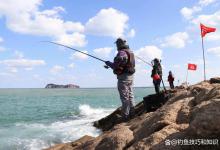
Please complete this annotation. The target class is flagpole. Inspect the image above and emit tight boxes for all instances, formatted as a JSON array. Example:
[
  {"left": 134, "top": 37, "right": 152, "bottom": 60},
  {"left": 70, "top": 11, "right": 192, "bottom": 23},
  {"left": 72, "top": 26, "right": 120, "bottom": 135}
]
[
  {"left": 186, "top": 66, "right": 189, "bottom": 86},
  {"left": 201, "top": 36, "right": 206, "bottom": 81}
]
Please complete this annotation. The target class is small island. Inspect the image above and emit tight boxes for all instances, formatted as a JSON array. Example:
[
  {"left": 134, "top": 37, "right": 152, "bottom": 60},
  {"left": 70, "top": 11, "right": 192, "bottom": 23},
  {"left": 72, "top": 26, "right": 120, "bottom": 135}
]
[{"left": 45, "top": 83, "right": 80, "bottom": 89}]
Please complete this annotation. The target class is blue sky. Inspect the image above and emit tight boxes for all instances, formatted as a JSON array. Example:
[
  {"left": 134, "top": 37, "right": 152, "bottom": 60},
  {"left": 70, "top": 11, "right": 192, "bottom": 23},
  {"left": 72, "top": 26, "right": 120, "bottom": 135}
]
[{"left": 0, "top": 0, "right": 220, "bottom": 88}]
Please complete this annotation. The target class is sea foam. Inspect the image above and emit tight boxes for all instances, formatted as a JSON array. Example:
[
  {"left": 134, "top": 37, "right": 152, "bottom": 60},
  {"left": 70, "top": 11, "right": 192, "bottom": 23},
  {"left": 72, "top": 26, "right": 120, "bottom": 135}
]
[{"left": 1, "top": 104, "right": 113, "bottom": 150}]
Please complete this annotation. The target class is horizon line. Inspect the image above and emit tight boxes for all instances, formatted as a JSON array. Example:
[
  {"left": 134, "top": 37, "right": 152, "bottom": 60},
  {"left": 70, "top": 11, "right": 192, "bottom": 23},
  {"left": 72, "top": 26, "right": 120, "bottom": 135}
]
[{"left": 0, "top": 86, "right": 155, "bottom": 89}]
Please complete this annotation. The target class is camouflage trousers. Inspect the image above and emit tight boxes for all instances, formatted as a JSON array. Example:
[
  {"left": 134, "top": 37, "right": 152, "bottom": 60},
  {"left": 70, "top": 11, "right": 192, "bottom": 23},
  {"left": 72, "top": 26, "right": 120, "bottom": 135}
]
[{"left": 117, "top": 80, "right": 135, "bottom": 118}]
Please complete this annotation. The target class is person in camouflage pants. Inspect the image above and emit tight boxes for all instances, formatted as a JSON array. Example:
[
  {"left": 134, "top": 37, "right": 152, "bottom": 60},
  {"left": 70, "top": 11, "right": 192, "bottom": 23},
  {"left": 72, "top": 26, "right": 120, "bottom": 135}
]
[{"left": 105, "top": 38, "right": 135, "bottom": 121}]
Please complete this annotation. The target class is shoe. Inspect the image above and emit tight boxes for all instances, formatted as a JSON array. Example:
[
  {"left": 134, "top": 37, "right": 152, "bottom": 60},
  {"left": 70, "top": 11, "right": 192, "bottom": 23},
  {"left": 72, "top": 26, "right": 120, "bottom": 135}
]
[{"left": 121, "top": 115, "right": 130, "bottom": 122}]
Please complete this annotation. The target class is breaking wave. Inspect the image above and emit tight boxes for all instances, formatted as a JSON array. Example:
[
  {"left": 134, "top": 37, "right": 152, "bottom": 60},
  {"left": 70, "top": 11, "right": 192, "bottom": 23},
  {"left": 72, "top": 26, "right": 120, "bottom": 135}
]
[{"left": 0, "top": 105, "right": 113, "bottom": 150}]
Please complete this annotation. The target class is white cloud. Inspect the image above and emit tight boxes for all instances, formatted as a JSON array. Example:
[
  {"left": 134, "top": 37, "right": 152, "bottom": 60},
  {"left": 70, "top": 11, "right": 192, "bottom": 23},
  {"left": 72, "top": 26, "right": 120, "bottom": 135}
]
[
  {"left": 180, "top": 6, "right": 201, "bottom": 20},
  {"left": 127, "top": 29, "right": 136, "bottom": 38},
  {"left": 50, "top": 65, "right": 64, "bottom": 74},
  {"left": 180, "top": 0, "right": 217, "bottom": 20},
  {"left": 207, "top": 46, "right": 220, "bottom": 56},
  {"left": 160, "top": 32, "right": 189, "bottom": 49},
  {"left": 56, "top": 32, "right": 87, "bottom": 47},
  {"left": 192, "top": 11, "right": 220, "bottom": 26},
  {"left": 0, "top": 51, "right": 45, "bottom": 74},
  {"left": 93, "top": 47, "right": 113, "bottom": 58},
  {"left": 85, "top": 8, "right": 129, "bottom": 37},
  {"left": 135, "top": 45, "right": 162, "bottom": 61},
  {"left": 207, "top": 34, "right": 220, "bottom": 41},
  {"left": 0, "top": 0, "right": 86, "bottom": 47},
  {"left": 68, "top": 63, "right": 75, "bottom": 69},
  {"left": 0, "top": 58, "right": 46, "bottom": 68},
  {"left": 70, "top": 51, "right": 88, "bottom": 60},
  {"left": 38, "top": 6, "right": 65, "bottom": 18},
  {"left": 199, "top": 0, "right": 217, "bottom": 6}
]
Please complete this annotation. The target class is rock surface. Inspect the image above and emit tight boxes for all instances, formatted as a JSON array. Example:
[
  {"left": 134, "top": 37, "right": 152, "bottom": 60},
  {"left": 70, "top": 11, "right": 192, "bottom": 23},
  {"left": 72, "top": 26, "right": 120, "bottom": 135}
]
[
  {"left": 45, "top": 83, "right": 80, "bottom": 88},
  {"left": 46, "top": 78, "right": 220, "bottom": 150}
]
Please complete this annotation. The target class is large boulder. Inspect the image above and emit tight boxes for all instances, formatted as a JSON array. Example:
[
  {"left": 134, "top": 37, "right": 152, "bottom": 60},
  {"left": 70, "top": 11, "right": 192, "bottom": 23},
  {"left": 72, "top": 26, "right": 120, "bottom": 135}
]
[
  {"left": 210, "top": 77, "right": 220, "bottom": 84},
  {"left": 95, "top": 125, "right": 134, "bottom": 150},
  {"left": 71, "top": 125, "right": 134, "bottom": 150},
  {"left": 94, "top": 92, "right": 169, "bottom": 131},
  {"left": 189, "top": 98, "right": 220, "bottom": 137}
]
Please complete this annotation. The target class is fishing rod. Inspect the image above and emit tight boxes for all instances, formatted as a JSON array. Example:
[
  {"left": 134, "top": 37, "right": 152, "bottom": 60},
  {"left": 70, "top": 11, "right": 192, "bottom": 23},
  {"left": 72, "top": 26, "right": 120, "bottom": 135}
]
[
  {"left": 42, "top": 41, "right": 106, "bottom": 63},
  {"left": 161, "top": 78, "right": 167, "bottom": 92},
  {"left": 135, "top": 55, "right": 152, "bottom": 66}
]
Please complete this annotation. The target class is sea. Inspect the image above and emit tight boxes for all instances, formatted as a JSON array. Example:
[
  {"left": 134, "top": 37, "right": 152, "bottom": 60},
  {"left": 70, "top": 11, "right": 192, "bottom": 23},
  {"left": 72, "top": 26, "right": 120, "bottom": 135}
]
[{"left": 0, "top": 88, "right": 154, "bottom": 150}]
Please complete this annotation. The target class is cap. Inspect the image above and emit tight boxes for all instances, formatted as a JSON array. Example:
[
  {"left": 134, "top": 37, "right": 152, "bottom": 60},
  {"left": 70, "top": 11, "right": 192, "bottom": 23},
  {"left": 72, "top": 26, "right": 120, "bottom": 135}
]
[{"left": 115, "top": 38, "right": 126, "bottom": 44}]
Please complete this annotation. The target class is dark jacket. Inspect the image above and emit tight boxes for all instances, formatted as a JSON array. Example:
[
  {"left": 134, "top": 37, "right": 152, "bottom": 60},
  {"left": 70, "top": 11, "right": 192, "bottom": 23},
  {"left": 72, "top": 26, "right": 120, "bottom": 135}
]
[
  {"left": 168, "top": 74, "right": 174, "bottom": 82},
  {"left": 151, "top": 64, "right": 162, "bottom": 79}
]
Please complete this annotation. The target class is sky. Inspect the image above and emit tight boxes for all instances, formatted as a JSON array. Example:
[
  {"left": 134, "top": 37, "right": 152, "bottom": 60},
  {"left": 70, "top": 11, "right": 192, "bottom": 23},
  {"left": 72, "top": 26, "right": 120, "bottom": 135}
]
[{"left": 0, "top": 0, "right": 220, "bottom": 88}]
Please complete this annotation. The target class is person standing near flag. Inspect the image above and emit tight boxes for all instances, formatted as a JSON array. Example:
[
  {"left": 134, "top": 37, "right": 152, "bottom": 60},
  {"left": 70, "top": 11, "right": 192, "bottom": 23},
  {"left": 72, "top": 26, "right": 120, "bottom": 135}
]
[
  {"left": 168, "top": 71, "right": 175, "bottom": 89},
  {"left": 151, "top": 58, "right": 162, "bottom": 94}
]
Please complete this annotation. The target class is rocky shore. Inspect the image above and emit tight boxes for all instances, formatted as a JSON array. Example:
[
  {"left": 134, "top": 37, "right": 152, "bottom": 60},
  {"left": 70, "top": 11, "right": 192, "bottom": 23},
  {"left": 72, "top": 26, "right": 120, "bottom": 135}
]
[{"left": 46, "top": 77, "right": 220, "bottom": 150}]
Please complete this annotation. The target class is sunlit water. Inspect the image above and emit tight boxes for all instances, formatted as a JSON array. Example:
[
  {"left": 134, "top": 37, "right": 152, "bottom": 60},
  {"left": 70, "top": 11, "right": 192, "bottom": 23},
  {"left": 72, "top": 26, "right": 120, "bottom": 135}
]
[{"left": 0, "top": 88, "right": 154, "bottom": 150}]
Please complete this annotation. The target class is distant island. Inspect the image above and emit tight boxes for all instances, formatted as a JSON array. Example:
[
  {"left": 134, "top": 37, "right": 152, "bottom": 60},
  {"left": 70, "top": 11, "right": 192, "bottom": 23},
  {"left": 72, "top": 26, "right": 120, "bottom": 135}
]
[{"left": 45, "top": 84, "right": 80, "bottom": 88}]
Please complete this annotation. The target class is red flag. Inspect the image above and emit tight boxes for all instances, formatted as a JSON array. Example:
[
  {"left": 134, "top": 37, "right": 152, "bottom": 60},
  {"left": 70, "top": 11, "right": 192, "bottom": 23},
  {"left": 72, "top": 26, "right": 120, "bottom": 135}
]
[
  {"left": 188, "top": 63, "right": 197, "bottom": 70},
  {"left": 200, "top": 23, "right": 216, "bottom": 37}
]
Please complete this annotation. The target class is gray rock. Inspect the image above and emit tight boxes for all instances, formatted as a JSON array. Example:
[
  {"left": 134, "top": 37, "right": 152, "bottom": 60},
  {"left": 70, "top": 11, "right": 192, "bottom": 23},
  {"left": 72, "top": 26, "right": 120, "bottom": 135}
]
[{"left": 210, "top": 77, "right": 220, "bottom": 84}]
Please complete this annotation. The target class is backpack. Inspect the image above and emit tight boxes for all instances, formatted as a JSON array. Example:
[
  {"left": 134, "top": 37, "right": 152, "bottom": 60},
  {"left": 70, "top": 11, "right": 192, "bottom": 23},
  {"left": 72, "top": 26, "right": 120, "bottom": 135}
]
[{"left": 113, "top": 50, "right": 135, "bottom": 75}]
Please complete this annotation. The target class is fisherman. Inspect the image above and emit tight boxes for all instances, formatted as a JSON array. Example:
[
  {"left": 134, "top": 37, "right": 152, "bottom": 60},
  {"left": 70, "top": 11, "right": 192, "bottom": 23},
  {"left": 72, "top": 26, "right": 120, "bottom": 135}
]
[
  {"left": 168, "top": 71, "right": 175, "bottom": 89},
  {"left": 151, "top": 58, "right": 162, "bottom": 94},
  {"left": 105, "top": 38, "right": 135, "bottom": 121}
]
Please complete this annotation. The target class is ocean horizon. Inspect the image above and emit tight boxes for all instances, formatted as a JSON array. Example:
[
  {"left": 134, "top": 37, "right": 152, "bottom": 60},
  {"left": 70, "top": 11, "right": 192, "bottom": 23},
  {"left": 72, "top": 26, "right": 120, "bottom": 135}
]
[{"left": 0, "top": 87, "right": 155, "bottom": 89}]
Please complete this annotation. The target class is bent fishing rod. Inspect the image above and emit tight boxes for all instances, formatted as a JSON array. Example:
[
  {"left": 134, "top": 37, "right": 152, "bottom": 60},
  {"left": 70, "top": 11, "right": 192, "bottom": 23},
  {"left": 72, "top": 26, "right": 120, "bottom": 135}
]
[
  {"left": 135, "top": 56, "right": 152, "bottom": 67},
  {"left": 42, "top": 41, "right": 106, "bottom": 63}
]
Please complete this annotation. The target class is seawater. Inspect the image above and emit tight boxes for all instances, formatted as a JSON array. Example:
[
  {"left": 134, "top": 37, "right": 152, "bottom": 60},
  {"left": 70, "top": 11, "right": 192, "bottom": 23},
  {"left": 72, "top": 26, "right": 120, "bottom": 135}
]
[{"left": 0, "top": 88, "right": 154, "bottom": 150}]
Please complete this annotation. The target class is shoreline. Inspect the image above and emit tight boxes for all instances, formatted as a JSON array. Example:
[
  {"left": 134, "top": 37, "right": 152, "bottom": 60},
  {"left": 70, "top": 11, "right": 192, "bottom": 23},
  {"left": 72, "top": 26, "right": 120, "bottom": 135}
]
[{"left": 46, "top": 77, "right": 220, "bottom": 150}]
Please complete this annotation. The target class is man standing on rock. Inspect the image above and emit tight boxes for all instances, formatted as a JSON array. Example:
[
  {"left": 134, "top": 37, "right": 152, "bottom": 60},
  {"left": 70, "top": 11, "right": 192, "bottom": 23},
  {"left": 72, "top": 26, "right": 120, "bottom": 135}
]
[{"left": 105, "top": 38, "right": 136, "bottom": 121}]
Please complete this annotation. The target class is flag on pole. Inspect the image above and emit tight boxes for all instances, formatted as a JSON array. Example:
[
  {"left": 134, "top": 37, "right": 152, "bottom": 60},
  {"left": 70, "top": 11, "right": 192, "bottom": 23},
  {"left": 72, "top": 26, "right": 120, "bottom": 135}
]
[
  {"left": 200, "top": 23, "right": 216, "bottom": 81},
  {"left": 200, "top": 23, "right": 216, "bottom": 37},
  {"left": 188, "top": 63, "right": 197, "bottom": 70}
]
